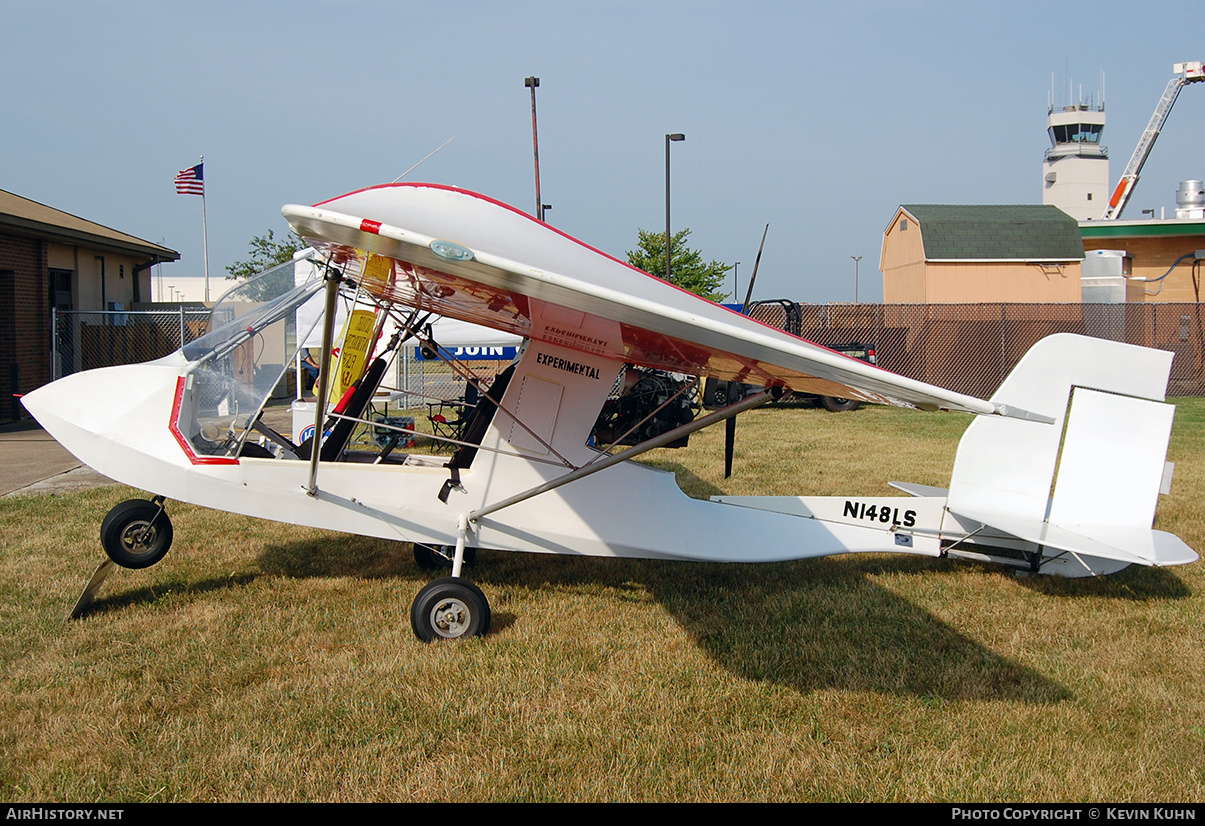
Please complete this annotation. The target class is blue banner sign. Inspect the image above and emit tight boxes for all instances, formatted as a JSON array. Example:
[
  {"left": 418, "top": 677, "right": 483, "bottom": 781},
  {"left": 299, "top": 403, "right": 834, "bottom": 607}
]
[{"left": 415, "top": 345, "right": 520, "bottom": 361}]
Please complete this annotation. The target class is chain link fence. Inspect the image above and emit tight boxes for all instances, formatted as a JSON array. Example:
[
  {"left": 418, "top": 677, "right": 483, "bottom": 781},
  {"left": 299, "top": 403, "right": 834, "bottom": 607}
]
[
  {"left": 51, "top": 308, "right": 514, "bottom": 410},
  {"left": 750, "top": 302, "right": 1205, "bottom": 399},
  {"left": 388, "top": 351, "right": 514, "bottom": 410},
  {"left": 52, "top": 308, "right": 211, "bottom": 380},
  {"left": 380, "top": 304, "right": 1205, "bottom": 405}
]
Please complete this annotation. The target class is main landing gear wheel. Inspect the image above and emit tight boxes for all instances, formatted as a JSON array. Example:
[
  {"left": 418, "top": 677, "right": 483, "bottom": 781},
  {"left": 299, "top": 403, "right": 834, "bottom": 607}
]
[
  {"left": 99, "top": 499, "right": 173, "bottom": 569},
  {"left": 413, "top": 543, "right": 477, "bottom": 570},
  {"left": 411, "top": 577, "right": 491, "bottom": 642},
  {"left": 821, "top": 396, "right": 860, "bottom": 412}
]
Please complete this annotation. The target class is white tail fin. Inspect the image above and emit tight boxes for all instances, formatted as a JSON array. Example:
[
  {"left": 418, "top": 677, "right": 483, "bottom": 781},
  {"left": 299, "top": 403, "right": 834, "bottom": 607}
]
[{"left": 946, "top": 333, "right": 1196, "bottom": 576}]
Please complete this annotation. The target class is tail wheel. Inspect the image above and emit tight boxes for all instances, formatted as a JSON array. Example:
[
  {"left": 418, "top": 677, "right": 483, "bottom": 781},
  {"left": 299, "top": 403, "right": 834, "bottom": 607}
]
[
  {"left": 100, "top": 499, "right": 173, "bottom": 569},
  {"left": 411, "top": 577, "right": 491, "bottom": 641}
]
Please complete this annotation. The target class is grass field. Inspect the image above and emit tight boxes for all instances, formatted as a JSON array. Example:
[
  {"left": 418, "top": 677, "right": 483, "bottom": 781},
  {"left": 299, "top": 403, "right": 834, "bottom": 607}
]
[{"left": 2, "top": 400, "right": 1203, "bottom": 802}]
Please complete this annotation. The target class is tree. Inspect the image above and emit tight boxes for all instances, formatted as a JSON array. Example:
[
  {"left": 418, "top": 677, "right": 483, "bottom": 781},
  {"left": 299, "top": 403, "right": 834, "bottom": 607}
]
[
  {"left": 625, "top": 228, "right": 729, "bottom": 302},
  {"left": 225, "top": 229, "right": 305, "bottom": 281}
]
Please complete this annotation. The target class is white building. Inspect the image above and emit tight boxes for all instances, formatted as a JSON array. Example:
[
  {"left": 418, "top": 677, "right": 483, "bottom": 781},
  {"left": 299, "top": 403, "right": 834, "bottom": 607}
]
[{"left": 1042, "top": 102, "right": 1110, "bottom": 221}]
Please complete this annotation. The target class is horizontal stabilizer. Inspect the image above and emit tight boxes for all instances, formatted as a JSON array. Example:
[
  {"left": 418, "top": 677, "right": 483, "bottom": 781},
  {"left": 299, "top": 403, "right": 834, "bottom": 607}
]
[
  {"left": 889, "top": 481, "right": 949, "bottom": 498},
  {"left": 947, "top": 504, "right": 1198, "bottom": 569}
]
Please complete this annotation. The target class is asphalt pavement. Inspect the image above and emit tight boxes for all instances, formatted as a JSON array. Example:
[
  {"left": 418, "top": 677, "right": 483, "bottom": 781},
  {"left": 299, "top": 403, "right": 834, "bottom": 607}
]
[
  {"left": 0, "top": 420, "right": 116, "bottom": 497},
  {"left": 1, "top": 401, "right": 304, "bottom": 498}
]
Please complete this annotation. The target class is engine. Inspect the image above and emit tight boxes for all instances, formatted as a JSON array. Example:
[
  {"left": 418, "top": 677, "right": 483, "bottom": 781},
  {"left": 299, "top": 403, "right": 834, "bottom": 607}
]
[{"left": 590, "top": 366, "right": 698, "bottom": 449}]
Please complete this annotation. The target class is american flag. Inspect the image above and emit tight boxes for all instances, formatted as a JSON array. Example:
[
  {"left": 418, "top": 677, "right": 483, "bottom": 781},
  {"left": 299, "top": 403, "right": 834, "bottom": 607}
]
[{"left": 174, "top": 162, "right": 204, "bottom": 196}]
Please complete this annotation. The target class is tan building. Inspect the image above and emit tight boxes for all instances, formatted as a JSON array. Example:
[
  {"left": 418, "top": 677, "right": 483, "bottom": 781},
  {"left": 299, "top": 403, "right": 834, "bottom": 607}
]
[
  {"left": 1, "top": 188, "right": 179, "bottom": 420},
  {"left": 881, "top": 204, "right": 1084, "bottom": 304},
  {"left": 1080, "top": 218, "right": 1205, "bottom": 303}
]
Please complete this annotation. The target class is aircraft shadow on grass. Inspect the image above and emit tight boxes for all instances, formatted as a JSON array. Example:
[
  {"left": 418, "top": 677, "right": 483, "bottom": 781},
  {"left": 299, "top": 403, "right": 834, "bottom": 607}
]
[
  {"left": 84, "top": 572, "right": 257, "bottom": 616},
  {"left": 83, "top": 449, "right": 1188, "bottom": 703},
  {"left": 81, "top": 536, "right": 1072, "bottom": 704},
  {"left": 75, "top": 435, "right": 1190, "bottom": 704}
]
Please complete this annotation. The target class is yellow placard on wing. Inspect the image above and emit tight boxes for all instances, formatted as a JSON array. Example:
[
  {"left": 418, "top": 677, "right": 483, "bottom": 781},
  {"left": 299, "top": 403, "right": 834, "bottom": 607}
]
[
  {"left": 360, "top": 253, "right": 395, "bottom": 293},
  {"left": 328, "top": 308, "right": 377, "bottom": 405}
]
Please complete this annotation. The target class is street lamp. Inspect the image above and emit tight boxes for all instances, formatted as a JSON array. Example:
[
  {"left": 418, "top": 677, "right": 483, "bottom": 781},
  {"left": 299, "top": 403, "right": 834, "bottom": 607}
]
[
  {"left": 665, "top": 133, "right": 685, "bottom": 282},
  {"left": 524, "top": 76, "right": 543, "bottom": 221},
  {"left": 850, "top": 255, "right": 863, "bottom": 303}
]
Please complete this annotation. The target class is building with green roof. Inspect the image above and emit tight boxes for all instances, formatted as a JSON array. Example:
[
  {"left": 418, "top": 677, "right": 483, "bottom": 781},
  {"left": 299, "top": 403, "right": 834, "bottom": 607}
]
[{"left": 881, "top": 204, "right": 1085, "bottom": 303}]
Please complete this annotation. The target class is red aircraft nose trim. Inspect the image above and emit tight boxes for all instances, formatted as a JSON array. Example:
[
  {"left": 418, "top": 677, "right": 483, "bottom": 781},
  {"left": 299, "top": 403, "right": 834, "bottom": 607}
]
[{"left": 169, "top": 376, "right": 240, "bottom": 466}]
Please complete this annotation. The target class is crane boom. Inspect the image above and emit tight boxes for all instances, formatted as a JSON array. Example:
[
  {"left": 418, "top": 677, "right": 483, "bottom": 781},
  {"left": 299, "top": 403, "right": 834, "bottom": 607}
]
[{"left": 1103, "top": 61, "right": 1205, "bottom": 220}]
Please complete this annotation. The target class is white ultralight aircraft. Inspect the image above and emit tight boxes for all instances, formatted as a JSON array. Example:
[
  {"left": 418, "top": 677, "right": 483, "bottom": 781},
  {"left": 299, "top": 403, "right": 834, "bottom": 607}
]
[{"left": 22, "top": 183, "right": 1199, "bottom": 640}]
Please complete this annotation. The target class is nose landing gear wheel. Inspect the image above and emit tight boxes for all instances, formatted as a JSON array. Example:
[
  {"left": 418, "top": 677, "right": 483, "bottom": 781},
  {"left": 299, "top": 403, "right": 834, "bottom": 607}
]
[
  {"left": 411, "top": 577, "right": 491, "bottom": 641},
  {"left": 100, "top": 499, "right": 173, "bottom": 569}
]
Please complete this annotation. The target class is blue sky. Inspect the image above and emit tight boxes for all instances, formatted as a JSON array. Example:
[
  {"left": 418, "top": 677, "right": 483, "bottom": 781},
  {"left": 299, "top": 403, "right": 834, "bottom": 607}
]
[{"left": 3, "top": 1, "right": 1203, "bottom": 303}]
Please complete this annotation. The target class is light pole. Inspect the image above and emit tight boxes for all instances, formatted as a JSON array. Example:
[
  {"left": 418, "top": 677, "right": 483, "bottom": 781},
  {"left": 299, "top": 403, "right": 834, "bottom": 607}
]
[
  {"left": 851, "top": 255, "right": 863, "bottom": 303},
  {"left": 730, "top": 261, "right": 740, "bottom": 303},
  {"left": 524, "top": 76, "right": 543, "bottom": 221},
  {"left": 665, "top": 133, "right": 685, "bottom": 282}
]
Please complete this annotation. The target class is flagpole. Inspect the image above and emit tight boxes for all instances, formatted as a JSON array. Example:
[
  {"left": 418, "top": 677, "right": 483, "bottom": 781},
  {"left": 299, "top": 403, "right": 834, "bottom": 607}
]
[
  {"left": 173, "top": 158, "right": 207, "bottom": 299},
  {"left": 200, "top": 155, "right": 210, "bottom": 303}
]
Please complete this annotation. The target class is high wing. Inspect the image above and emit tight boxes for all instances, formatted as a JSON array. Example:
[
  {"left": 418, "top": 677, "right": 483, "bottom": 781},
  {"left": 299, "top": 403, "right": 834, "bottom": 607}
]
[{"left": 283, "top": 183, "right": 1036, "bottom": 421}]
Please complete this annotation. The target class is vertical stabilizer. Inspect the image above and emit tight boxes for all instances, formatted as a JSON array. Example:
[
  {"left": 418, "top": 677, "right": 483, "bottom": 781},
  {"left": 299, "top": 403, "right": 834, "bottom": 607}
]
[{"left": 945, "top": 334, "right": 1194, "bottom": 573}]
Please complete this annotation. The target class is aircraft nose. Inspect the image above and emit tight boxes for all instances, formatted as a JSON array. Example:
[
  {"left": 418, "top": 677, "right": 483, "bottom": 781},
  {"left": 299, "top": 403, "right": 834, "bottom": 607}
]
[
  {"left": 21, "top": 360, "right": 185, "bottom": 474},
  {"left": 23, "top": 366, "right": 140, "bottom": 438},
  {"left": 21, "top": 369, "right": 88, "bottom": 428}
]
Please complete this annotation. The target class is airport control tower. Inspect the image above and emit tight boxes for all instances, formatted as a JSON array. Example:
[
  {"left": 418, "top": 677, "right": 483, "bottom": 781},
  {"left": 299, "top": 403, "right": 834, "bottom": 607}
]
[{"left": 1042, "top": 99, "right": 1109, "bottom": 221}]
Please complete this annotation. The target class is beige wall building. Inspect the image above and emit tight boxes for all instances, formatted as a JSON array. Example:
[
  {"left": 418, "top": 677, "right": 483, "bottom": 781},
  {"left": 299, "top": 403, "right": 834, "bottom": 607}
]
[
  {"left": 1080, "top": 218, "right": 1205, "bottom": 303},
  {"left": 881, "top": 205, "right": 1084, "bottom": 304},
  {"left": 1, "top": 188, "right": 178, "bottom": 419}
]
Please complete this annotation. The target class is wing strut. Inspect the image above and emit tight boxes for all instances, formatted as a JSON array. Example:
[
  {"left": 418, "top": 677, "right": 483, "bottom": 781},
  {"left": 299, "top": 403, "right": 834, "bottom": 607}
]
[
  {"left": 306, "top": 265, "right": 343, "bottom": 496},
  {"left": 468, "top": 387, "right": 779, "bottom": 523}
]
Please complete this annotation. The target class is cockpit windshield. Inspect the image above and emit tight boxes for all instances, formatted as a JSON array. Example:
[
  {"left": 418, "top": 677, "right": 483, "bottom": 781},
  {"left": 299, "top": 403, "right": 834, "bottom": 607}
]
[
  {"left": 175, "top": 252, "right": 327, "bottom": 458},
  {"left": 183, "top": 253, "right": 324, "bottom": 364}
]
